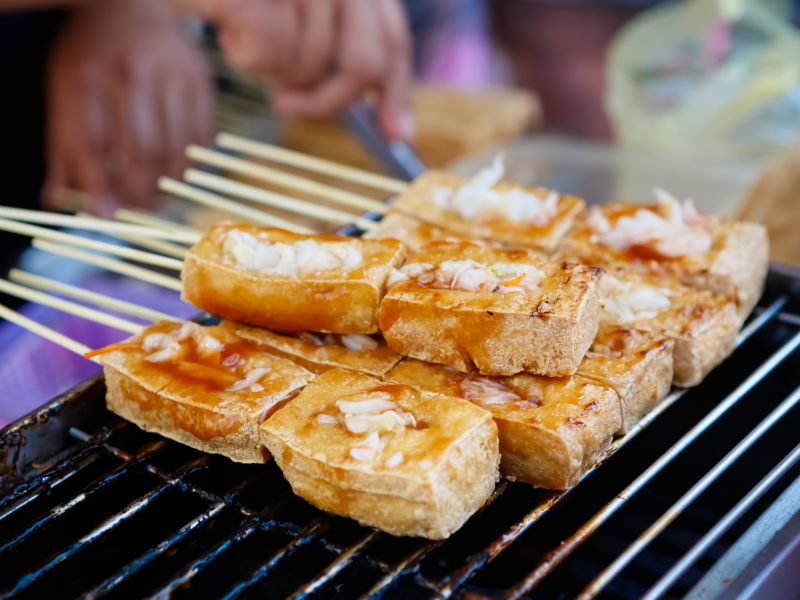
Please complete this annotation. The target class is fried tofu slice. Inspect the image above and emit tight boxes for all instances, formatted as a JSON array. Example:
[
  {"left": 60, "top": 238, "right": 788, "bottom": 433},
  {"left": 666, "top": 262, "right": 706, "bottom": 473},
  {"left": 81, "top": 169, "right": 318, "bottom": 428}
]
[
  {"left": 379, "top": 242, "right": 603, "bottom": 376},
  {"left": 363, "top": 211, "right": 471, "bottom": 251},
  {"left": 385, "top": 359, "right": 621, "bottom": 490},
  {"left": 577, "top": 325, "right": 674, "bottom": 433},
  {"left": 557, "top": 192, "right": 768, "bottom": 319},
  {"left": 223, "top": 322, "right": 402, "bottom": 377},
  {"left": 393, "top": 161, "right": 584, "bottom": 252},
  {"left": 597, "top": 266, "right": 740, "bottom": 387},
  {"left": 182, "top": 224, "right": 406, "bottom": 334},
  {"left": 92, "top": 322, "right": 314, "bottom": 463},
  {"left": 260, "top": 369, "right": 500, "bottom": 539}
]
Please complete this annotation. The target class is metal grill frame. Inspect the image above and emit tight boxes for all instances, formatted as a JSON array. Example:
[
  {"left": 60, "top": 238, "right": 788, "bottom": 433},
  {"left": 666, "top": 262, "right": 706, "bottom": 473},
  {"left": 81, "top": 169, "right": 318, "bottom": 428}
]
[{"left": 1, "top": 265, "right": 800, "bottom": 599}]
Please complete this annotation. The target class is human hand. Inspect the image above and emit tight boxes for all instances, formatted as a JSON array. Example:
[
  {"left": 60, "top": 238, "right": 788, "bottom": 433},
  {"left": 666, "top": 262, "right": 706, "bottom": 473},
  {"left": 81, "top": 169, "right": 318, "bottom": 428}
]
[
  {"left": 176, "top": 0, "right": 413, "bottom": 140},
  {"left": 44, "top": 0, "right": 213, "bottom": 216}
]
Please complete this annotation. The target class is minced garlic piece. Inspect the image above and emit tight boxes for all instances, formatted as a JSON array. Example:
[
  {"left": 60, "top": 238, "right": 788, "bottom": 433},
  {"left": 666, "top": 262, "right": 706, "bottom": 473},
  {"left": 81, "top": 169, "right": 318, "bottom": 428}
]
[
  {"left": 589, "top": 188, "right": 712, "bottom": 258},
  {"left": 222, "top": 230, "right": 363, "bottom": 276},
  {"left": 461, "top": 376, "right": 521, "bottom": 406},
  {"left": 395, "top": 260, "right": 543, "bottom": 294},
  {"left": 602, "top": 276, "right": 672, "bottom": 323},
  {"left": 430, "top": 156, "right": 560, "bottom": 225}
]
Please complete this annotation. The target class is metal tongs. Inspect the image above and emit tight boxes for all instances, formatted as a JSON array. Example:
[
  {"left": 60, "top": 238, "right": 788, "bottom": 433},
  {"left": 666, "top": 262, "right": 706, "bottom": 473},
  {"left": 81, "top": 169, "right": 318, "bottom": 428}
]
[{"left": 340, "top": 102, "right": 426, "bottom": 183}]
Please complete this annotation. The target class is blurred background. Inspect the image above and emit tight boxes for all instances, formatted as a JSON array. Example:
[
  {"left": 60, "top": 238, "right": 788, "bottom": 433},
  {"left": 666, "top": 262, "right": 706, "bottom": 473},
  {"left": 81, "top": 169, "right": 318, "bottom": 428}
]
[{"left": 1, "top": 0, "right": 800, "bottom": 422}]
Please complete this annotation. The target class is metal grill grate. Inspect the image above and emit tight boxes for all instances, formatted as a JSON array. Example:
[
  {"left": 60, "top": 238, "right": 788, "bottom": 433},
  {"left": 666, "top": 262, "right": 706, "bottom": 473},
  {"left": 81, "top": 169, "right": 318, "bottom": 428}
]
[{"left": 1, "top": 269, "right": 799, "bottom": 599}]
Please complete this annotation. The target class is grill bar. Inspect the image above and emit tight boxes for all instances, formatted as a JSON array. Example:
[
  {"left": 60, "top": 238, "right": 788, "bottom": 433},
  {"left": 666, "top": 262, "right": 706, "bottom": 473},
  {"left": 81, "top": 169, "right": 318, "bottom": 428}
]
[
  {"left": 0, "top": 439, "right": 168, "bottom": 555},
  {"left": 4, "top": 455, "right": 210, "bottom": 598},
  {"left": 219, "top": 515, "right": 333, "bottom": 599},
  {"left": 84, "top": 471, "right": 268, "bottom": 598},
  {"left": 85, "top": 502, "right": 227, "bottom": 598},
  {"left": 286, "top": 530, "right": 379, "bottom": 600},
  {"left": 643, "top": 441, "right": 800, "bottom": 599},
  {"left": 506, "top": 305, "right": 798, "bottom": 598},
  {"left": 363, "top": 478, "right": 513, "bottom": 597},
  {"left": 579, "top": 384, "right": 800, "bottom": 599},
  {"left": 150, "top": 490, "right": 296, "bottom": 597},
  {"left": 0, "top": 422, "right": 125, "bottom": 520}
]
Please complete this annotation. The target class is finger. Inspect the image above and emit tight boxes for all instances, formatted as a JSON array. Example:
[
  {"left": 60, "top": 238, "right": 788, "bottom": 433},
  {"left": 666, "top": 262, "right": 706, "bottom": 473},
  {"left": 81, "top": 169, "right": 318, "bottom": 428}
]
[
  {"left": 190, "top": 68, "right": 214, "bottom": 146},
  {"left": 274, "top": 74, "right": 364, "bottom": 118},
  {"left": 219, "top": 0, "right": 299, "bottom": 82},
  {"left": 274, "top": 0, "right": 386, "bottom": 118},
  {"left": 375, "top": 0, "right": 414, "bottom": 140},
  {"left": 289, "top": 0, "right": 336, "bottom": 87},
  {"left": 42, "top": 157, "right": 68, "bottom": 211},
  {"left": 111, "top": 56, "right": 164, "bottom": 207},
  {"left": 161, "top": 75, "right": 190, "bottom": 180},
  {"left": 63, "top": 75, "right": 116, "bottom": 214}
]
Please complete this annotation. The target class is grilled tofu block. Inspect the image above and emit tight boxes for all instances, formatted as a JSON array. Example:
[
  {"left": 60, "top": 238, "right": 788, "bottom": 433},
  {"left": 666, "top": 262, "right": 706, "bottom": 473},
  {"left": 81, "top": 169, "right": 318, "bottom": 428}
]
[
  {"left": 577, "top": 325, "right": 674, "bottom": 433},
  {"left": 182, "top": 224, "right": 406, "bottom": 334},
  {"left": 261, "top": 368, "right": 500, "bottom": 539},
  {"left": 393, "top": 165, "right": 584, "bottom": 252},
  {"left": 364, "top": 211, "right": 471, "bottom": 251},
  {"left": 385, "top": 359, "right": 621, "bottom": 490},
  {"left": 557, "top": 194, "right": 768, "bottom": 319},
  {"left": 379, "top": 242, "right": 603, "bottom": 376},
  {"left": 93, "top": 322, "right": 314, "bottom": 463},
  {"left": 224, "top": 322, "right": 402, "bottom": 377},
  {"left": 596, "top": 266, "right": 740, "bottom": 387}
]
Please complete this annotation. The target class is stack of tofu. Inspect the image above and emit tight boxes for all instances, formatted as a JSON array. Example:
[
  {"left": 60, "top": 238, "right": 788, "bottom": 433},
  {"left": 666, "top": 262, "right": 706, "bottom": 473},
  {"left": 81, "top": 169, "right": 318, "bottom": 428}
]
[{"left": 94, "top": 159, "right": 768, "bottom": 539}]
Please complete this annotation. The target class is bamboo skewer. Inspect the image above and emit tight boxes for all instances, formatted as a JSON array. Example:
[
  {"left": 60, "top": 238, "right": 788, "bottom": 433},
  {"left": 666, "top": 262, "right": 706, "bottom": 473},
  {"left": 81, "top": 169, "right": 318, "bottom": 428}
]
[
  {"left": 75, "top": 211, "right": 189, "bottom": 259},
  {"left": 0, "top": 279, "right": 142, "bottom": 334},
  {"left": 187, "top": 144, "right": 389, "bottom": 215},
  {"left": 9, "top": 269, "right": 182, "bottom": 324},
  {"left": 216, "top": 132, "right": 408, "bottom": 195},
  {"left": 33, "top": 239, "right": 184, "bottom": 292},
  {"left": 0, "top": 303, "right": 95, "bottom": 361},
  {"left": 158, "top": 177, "right": 316, "bottom": 234},
  {"left": 184, "top": 169, "right": 378, "bottom": 231},
  {"left": 0, "top": 206, "right": 201, "bottom": 244},
  {"left": 0, "top": 217, "right": 184, "bottom": 271},
  {"left": 108, "top": 234, "right": 188, "bottom": 260},
  {"left": 114, "top": 208, "right": 202, "bottom": 238}
]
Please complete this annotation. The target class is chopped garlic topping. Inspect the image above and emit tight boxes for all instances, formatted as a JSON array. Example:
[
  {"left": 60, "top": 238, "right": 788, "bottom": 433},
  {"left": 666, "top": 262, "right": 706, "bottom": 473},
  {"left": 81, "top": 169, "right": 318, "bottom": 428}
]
[
  {"left": 461, "top": 376, "right": 521, "bottom": 406},
  {"left": 222, "top": 230, "right": 363, "bottom": 276},
  {"left": 336, "top": 393, "right": 395, "bottom": 414},
  {"left": 430, "top": 156, "right": 559, "bottom": 225},
  {"left": 340, "top": 334, "right": 379, "bottom": 352},
  {"left": 316, "top": 413, "right": 338, "bottom": 425},
  {"left": 397, "top": 260, "right": 543, "bottom": 294},
  {"left": 386, "top": 451, "right": 404, "bottom": 468},
  {"left": 349, "top": 431, "right": 381, "bottom": 462},
  {"left": 337, "top": 392, "right": 416, "bottom": 436},
  {"left": 226, "top": 367, "right": 269, "bottom": 392},
  {"left": 602, "top": 276, "right": 672, "bottom": 323},
  {"left": 386, "top": 267, "right": 408, "bottom": 287},
  {"left": 588, "top": 189, "right": 711, "bottom": 258}
]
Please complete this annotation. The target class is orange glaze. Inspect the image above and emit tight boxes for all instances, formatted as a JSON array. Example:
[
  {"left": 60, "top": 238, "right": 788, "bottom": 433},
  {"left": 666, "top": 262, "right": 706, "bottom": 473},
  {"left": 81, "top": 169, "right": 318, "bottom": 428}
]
[
  {"left": 85, "top": 342, "right": 140, "bottom": 359},
  {"left": 102, "top": 322, "right": 271, "bottom": 395}
]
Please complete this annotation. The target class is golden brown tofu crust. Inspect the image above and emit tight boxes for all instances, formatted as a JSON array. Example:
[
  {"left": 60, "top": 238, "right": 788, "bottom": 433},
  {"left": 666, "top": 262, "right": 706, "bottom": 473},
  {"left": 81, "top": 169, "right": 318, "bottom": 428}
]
[
  {"left": 594, "top": 266, "right": 740, "bottom": 388},
  {"left": 577, "top": 325, "right": 674, "bottom": 433},
  {"left": 379, "top": 243, "right": 603, "bottom": 376},
  {"left": 99, "top": 324, "right": 314, "bottom": 463},
  {"left": 393, "top": 170, "right": 584, "bottom": 252},
  {"left": 182, "top": 224, "right": 406, "bottom": 333},
  {"left": 260, "top": 368, "right": 500, "bottom": 539},
  {"left": 385, "top": 359, "right": 621, "bottom": 489}
]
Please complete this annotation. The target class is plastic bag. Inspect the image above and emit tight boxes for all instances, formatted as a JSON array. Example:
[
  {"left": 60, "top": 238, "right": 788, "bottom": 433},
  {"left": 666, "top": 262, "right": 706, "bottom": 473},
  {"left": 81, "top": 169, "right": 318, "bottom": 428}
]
[{"left": 607, "top": 0, "right": 800, "bottom": 164}]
